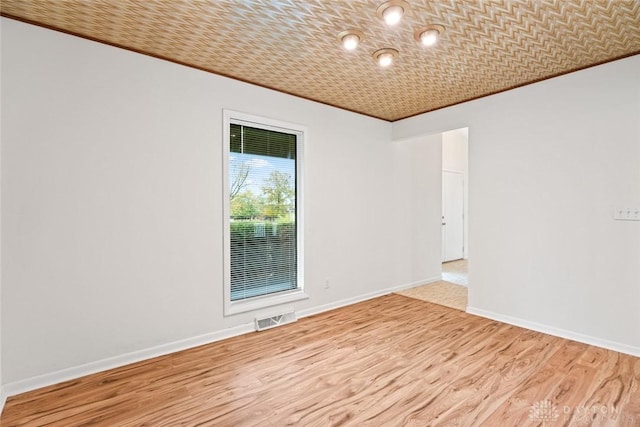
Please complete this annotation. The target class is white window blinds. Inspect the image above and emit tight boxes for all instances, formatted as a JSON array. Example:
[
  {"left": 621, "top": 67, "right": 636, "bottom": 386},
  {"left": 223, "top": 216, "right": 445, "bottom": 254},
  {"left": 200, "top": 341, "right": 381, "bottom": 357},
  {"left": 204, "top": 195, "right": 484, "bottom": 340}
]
[{"left": 228, "top": 123, "right": 298, "bottom": 301}]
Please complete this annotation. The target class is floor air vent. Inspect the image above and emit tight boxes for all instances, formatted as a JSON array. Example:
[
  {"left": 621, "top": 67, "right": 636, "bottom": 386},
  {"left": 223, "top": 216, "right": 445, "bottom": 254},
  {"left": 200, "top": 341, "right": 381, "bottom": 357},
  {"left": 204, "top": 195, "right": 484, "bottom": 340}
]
[{"left": 254, "top": 310, "right": 297, "bottom": 331}]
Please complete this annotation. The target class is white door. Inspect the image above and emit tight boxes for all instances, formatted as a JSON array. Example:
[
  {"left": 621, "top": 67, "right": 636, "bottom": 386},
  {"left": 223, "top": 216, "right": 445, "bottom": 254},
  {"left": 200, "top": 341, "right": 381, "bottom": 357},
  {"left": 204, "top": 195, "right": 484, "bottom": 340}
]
[{"left": 442, "top": 171, "right": 464, "bottom": 262}]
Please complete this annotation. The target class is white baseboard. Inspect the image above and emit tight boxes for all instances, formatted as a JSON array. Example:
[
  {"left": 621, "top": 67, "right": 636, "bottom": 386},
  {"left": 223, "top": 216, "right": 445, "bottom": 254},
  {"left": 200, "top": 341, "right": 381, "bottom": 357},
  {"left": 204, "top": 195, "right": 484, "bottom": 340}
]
[
  {"left": 466, "top": 306, "right": 640, "bottom": 358},
  {"left": 1, "top": 275, "right": 442, "bottom": 400},
  {"left": 0, "top": 386, "right": 7, "bottom": 415},
  {"left": 2, "top": 322, "right": 255, "bottom": 399},
  {"left": 297, "top": 276, "right": 442, "bottom": 319}
]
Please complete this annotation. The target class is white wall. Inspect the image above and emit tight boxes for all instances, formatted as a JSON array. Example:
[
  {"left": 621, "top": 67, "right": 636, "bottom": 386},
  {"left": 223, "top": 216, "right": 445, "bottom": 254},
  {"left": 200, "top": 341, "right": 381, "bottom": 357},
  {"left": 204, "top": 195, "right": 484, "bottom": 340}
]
[
  {"left": 394, "top": 55, "right": 640, "bottom": 354},
  {"left": 394, "top": 134, "right": 443, "bottom": 284},
  {"left": 0, "top": 18, "right": 439, "bottom": 388},
  {"left": 442, "top": 128, "right": 469, "bottom": 259},
  {"left": 442, "top": 128, "right": 468, "bottom": 173}
]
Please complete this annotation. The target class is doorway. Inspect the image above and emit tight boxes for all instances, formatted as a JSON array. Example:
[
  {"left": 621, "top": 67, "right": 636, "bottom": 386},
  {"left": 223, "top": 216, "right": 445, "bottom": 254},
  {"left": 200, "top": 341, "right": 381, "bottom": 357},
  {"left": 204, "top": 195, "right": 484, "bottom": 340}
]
[{"left": 442, "top": 128, "right": 468, "bottom": 286}]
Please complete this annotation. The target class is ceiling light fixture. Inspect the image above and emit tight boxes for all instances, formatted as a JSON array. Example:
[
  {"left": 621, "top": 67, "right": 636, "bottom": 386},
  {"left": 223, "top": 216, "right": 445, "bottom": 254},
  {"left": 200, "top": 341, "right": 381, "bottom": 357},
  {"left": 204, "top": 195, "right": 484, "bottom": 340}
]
[
  {"left": 372, "top": 48, "right": 399, "bottom": 67},
  {"left": 376, "top": 0, "right": 410, "bottom": 26},
  {"left": 338, "top": 29, "right": 364, "bottom": 51},
  {"left": 336, "top": 3, "right": 444, "bottom": 71},
  {"left": 414, "top": 25, "right": 445, "bottom": 47}
]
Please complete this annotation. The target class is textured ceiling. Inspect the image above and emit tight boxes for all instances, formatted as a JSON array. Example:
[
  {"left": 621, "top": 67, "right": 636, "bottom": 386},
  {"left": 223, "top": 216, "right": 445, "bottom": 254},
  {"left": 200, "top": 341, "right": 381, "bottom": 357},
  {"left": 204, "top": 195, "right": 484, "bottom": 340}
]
[{"left": 2, "top": 1, "right": 640, "bottom": 121}]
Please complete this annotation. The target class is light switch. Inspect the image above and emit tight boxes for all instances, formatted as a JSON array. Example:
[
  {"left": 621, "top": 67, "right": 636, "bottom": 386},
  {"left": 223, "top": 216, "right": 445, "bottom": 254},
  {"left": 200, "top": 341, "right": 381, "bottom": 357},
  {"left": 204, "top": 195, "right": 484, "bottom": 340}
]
[{"left": 613, "top": 207, "right": 640, "bottom": 221}]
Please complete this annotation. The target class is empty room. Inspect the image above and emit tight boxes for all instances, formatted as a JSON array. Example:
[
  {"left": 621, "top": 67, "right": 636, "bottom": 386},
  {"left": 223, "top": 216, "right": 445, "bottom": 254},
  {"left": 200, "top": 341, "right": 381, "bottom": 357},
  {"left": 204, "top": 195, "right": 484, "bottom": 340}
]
[{"left": 1, "top": 1, "right": 639, "bottom": 426}]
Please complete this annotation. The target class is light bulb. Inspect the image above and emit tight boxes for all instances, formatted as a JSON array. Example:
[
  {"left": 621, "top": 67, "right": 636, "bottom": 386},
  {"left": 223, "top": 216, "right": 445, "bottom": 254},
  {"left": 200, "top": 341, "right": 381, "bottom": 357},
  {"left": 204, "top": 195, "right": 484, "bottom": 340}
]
[
  {"left": 373, "top": 48, "right": 398, "bottom": 67},
  {"left": 338, "top": 30, "right": 364, "bottom": 52},
  {"left": 378, "top": 53, "right": 393, "bottom": 67},
  {"left": 342, "top": 34, "right": 360, "bottom": 51},
  {"left": 383, "top": 5, "right": 403, "bottom": 25},
  {"left": 420, "top": 29, "right": 439, "bottom": 46}
]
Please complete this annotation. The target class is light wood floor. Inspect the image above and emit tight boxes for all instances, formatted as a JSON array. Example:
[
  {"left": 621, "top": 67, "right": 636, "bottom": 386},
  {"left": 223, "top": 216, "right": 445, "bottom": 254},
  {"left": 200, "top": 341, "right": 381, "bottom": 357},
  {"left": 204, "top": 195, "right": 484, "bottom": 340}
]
[{"left": 2, "top": 294, "right": 639, "bottom": 426}]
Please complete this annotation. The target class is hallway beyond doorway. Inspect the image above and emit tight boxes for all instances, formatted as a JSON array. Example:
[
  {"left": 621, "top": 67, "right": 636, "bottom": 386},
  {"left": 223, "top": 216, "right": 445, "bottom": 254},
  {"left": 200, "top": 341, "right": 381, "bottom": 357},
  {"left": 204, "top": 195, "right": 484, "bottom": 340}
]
[
  {"left": 442, "top": 259, "right": 468, "bottom": 286},
  {"left": 396, "top": 259, "right": 468, "bottom": 311}
]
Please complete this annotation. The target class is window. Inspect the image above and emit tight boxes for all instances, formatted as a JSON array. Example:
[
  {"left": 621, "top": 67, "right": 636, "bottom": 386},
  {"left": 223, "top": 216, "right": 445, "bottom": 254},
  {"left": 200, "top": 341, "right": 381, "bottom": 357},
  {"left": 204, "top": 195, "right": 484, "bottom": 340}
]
[{"left": 223, "top": 111, "right": 307, "bottom": 315}]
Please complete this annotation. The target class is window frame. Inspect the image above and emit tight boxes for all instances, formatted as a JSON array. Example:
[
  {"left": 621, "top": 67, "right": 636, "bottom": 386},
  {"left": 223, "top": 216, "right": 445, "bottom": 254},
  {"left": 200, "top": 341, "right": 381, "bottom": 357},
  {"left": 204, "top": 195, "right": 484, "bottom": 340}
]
[{"left": 222, "top": 110, "right": 308, "bottom": 316}]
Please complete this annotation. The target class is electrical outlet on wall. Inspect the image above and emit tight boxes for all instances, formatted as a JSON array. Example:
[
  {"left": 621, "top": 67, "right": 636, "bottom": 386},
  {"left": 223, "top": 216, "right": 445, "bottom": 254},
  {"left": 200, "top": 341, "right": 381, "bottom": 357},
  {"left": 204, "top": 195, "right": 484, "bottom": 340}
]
[{"left": 613, "top": 207, "right": 640, "bottom": 221}]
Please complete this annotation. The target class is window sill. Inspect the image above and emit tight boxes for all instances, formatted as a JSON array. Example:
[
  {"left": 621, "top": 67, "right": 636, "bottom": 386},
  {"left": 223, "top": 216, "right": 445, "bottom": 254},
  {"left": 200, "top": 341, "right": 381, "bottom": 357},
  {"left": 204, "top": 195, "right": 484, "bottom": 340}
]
[{"left": 224, "top": 289, "right": 309, "bottom": 316}]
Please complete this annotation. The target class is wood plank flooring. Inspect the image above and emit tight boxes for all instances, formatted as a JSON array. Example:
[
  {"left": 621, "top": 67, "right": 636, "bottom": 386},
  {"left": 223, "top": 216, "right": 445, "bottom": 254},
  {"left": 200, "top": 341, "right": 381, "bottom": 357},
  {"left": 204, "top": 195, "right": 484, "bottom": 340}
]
[{"left": 2, "top": 294, "right": 639, "bottom": 426}]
